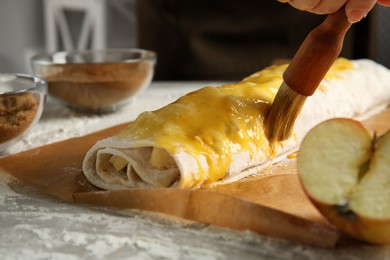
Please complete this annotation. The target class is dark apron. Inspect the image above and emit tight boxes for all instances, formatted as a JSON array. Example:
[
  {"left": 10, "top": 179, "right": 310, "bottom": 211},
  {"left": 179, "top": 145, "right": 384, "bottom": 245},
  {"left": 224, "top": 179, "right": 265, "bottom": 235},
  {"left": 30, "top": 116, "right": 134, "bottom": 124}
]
[{"left": 137, "top": 0, "right": 355, "bottom": 80}]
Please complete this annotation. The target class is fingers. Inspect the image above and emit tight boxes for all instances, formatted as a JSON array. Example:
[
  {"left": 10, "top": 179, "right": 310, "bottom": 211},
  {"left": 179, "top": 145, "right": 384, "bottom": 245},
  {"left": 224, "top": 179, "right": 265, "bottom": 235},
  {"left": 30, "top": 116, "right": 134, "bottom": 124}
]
[
  {"left": 287, "top": 0, "right": 321, "bottom": 12},
  {"left": 275, "top": 0, "right": 387, "bottom": 24},
  {"left": 308, "top": 0, "right": 347, "bottom": 14},
  {"left": 345, "top": 0, "right": 377, "bottom": 23},
  {"left": 282, "top": 0, "right": 347, "bottom": 14},
  {"left": 378, "top": 0, "right": 390, "bottom": 6}
]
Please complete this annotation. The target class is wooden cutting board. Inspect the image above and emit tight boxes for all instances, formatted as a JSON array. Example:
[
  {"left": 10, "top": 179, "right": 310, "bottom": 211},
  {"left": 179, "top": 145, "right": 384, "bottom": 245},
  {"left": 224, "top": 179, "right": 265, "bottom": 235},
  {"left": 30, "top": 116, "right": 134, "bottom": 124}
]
[{"left": 0, "top": 107, "right": 389, "bottom": 247}]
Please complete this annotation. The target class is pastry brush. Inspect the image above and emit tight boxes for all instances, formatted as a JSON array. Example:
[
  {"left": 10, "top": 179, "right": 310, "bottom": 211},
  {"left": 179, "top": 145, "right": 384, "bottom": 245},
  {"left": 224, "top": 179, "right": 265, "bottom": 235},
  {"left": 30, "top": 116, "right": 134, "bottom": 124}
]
[{"left": 265, "top": 6, "right": 352, "bottom": 142}]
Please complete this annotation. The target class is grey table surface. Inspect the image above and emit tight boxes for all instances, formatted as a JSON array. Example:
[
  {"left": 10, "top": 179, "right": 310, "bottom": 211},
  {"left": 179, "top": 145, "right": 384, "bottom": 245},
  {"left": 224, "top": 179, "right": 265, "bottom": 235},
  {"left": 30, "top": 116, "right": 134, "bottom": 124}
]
[{"left": 1, "top": 82, "right": 389, "bottom": 259}]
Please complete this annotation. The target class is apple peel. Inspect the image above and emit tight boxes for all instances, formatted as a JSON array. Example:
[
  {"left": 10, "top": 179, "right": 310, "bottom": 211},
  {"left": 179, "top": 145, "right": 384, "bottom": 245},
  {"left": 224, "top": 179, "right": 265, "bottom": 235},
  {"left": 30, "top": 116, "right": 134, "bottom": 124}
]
[{"left": 298, "top": 118, "right": 390, "bottom": 245}]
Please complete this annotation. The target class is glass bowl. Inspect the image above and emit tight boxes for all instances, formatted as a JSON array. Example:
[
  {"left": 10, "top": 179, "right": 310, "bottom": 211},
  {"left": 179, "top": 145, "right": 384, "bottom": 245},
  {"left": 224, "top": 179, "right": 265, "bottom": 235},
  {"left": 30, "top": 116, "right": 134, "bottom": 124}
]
[
  {"left": 0, "top": 73, "right": 46, "bottom": 152},
  {"left": 31, "top": 48, "right": 157, "bottom": 114}
]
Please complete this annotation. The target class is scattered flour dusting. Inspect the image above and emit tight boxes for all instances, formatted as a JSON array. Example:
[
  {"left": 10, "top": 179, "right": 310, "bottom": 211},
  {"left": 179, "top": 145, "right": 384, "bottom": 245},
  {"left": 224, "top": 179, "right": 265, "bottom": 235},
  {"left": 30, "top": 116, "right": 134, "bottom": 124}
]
[
  {"left": 0, "top": 172, "right": 20, "bottom": 205},
  {"left": 1, "top": 82, "right": 388, "bottom": 259}
]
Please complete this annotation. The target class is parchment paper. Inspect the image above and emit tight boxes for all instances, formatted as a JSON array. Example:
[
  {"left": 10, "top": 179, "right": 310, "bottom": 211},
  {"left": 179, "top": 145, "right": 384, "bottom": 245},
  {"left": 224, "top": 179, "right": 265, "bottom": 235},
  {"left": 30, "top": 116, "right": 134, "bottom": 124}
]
[{"left": 0, "top": 107, "right": 389, "bottom": 248}]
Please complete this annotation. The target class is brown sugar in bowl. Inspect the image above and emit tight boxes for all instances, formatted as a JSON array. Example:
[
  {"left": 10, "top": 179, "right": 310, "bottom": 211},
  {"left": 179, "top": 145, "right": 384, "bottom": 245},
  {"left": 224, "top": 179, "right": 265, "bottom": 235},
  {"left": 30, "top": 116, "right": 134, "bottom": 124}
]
[
  {"left": 31, "top": 49, "right": 156, "bottom": 113},
  {"left": 0, "top": 73, "right": 46, "bottom": 152}
]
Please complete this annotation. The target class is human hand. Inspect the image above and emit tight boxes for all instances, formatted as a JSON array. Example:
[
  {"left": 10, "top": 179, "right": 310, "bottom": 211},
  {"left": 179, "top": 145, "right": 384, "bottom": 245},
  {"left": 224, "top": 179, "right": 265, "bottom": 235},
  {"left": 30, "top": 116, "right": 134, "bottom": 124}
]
[{"left": 277, "top": 0, "right": 390, "bottom": 23}]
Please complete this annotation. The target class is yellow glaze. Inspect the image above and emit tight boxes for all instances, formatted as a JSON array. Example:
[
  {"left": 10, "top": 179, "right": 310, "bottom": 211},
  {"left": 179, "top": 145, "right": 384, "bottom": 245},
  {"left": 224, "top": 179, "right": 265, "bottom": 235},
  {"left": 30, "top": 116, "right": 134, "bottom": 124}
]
[
  {"left": 324, "top": 58, "right": 354, "bottom": 80},
  {"left": 287, "top": 152, "right": 298, "bottom": 159},
  {"left": 115, "top": 58, "right": 354, "bottom": 188}
]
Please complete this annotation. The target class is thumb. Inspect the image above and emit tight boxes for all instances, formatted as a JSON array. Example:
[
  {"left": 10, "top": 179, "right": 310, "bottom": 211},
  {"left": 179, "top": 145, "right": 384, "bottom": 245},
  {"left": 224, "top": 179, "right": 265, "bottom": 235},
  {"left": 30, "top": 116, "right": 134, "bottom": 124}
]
[
  {"left": 378, "top": 0, "right": 390, "bottom": 6},
  {"left": 345, "top": 0, "right": 376, "bottom": 23}
]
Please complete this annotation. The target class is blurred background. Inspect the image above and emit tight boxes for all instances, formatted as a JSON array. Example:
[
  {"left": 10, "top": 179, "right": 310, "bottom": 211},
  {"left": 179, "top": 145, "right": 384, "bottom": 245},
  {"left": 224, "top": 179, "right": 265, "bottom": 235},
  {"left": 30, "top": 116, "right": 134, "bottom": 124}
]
[{"left": 1, "top": 0, "right": 389, "bottom": 81}]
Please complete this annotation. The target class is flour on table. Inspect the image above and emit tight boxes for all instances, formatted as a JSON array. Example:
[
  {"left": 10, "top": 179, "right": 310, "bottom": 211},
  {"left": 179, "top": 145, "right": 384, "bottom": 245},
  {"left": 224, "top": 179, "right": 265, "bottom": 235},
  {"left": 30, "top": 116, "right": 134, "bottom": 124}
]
[{"left": 2, "top": 81, "right": 387, "bottom": 259}]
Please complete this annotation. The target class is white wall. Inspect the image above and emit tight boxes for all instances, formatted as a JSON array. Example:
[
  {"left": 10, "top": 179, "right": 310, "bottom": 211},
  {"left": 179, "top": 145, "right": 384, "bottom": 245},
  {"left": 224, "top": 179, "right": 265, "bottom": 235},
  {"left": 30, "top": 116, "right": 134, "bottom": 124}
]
[
  {"left": 0, "top": 0, "right": 137, "bottom": 74},
  {"left": 0, "top": 0, "right": 44, "bottom": 74}
]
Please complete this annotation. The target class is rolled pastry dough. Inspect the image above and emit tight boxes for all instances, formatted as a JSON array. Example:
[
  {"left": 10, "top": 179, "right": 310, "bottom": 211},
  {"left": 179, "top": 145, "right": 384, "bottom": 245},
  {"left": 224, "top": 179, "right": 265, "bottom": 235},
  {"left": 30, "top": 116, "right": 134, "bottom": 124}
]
[{"left": 83, "top": 59, "right": 390, "bottom": 190}]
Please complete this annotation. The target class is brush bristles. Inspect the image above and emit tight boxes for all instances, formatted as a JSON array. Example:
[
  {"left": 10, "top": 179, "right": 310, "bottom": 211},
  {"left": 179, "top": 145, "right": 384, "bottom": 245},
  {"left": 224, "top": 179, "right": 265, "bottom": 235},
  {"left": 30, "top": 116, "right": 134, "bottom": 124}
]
[{"left": 265, "top": 82, "right": 307, "bottom": 142}]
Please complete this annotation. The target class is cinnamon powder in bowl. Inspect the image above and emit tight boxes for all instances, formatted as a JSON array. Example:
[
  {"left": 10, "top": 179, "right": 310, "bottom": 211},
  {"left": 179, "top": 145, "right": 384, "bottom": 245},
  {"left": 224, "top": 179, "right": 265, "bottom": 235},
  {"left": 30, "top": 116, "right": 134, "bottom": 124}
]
[
  {"left": 31, "top": 49, "right": 156, "bottom": 113},
  {"left": 0, "top": 74, "right": 46, "bottom": 152}
]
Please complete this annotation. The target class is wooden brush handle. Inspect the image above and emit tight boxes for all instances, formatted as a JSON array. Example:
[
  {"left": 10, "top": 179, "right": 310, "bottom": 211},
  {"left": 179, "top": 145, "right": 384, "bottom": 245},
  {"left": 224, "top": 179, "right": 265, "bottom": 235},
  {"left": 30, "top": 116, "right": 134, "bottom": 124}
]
[{"left": 283, "top": 7, "right": 351, "bottom": 96}]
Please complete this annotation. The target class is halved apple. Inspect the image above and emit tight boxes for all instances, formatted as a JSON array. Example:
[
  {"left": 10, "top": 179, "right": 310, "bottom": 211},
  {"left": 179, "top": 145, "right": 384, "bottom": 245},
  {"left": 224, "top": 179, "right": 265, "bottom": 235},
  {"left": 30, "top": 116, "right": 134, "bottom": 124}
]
[{"left": 297, "top": 118, "right": 390, "bottom": 244}]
